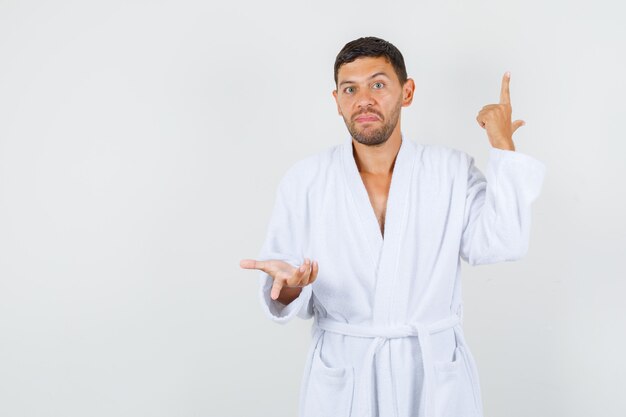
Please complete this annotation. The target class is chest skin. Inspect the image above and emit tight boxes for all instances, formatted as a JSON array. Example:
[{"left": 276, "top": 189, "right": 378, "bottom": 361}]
[{"left": 359, "top": 172, "right": 392, "bottom": 239}]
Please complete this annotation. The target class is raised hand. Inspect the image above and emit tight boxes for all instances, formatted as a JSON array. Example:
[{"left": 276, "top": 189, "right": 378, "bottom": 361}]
[
  {"left": 475, "top": 71, "right": 525, "bottom": 151},
  {"left": 239, "top": 257, "right": 319, "bottom": 301}
]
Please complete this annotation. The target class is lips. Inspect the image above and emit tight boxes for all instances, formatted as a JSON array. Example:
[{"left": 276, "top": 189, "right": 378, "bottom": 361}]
[{"left": 355, "top": 113, "right": 380, "bottom": 122}]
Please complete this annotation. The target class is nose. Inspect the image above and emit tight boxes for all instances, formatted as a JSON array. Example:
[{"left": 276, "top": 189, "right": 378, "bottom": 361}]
[{"left": 354, "top": 88, "right": 375, "bottom": 109}]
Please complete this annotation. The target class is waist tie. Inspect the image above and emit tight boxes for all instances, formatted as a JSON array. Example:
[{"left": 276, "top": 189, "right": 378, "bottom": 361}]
[{"left": 313, "top": 314, "right": 461, "bottom": 417}]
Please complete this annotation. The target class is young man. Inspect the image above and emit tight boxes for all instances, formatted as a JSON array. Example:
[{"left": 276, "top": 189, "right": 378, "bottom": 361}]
[{"left": 240, "top": 36, "right": 545, "bottom": 417}]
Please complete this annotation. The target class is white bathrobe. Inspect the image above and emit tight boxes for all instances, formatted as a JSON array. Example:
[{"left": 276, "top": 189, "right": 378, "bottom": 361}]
[{"left": 256, "top": 133, "right": 546, "bottom": 417}]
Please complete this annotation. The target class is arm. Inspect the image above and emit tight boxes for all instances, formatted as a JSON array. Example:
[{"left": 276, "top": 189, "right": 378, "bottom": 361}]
[
  {"left": 459, "top": 147, "right": 546, "bottom": 265},
  {"left": 256, "top": 173, "right": 314, "bottom": 324}
]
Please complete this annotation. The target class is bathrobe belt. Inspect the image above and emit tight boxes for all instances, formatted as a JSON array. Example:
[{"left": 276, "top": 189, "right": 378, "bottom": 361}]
[{"left": 314, "top": 314, "right": 462, "bottom": 417}]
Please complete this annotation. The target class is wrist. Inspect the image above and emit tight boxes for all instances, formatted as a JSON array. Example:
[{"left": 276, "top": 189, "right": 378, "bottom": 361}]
[
  {"left": 277, "top": 286, "right": 303, "bottom": 305},
  {"left": 492, "top": 140, "right": 515, "bottom": 151}
]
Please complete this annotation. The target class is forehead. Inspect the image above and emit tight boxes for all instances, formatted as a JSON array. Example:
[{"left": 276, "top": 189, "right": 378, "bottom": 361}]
[{"left": 337, "top": 56, "right": 396, "bottom": 82}]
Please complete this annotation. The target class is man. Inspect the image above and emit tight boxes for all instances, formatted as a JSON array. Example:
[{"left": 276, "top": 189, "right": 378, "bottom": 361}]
[{"left": 240, "top": 36, "right": 545, "bottom": 417}]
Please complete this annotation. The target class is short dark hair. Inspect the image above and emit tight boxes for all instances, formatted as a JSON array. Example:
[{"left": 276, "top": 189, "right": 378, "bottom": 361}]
[{"left": 334, "top": 36, "right": 408, "bottom": 88}]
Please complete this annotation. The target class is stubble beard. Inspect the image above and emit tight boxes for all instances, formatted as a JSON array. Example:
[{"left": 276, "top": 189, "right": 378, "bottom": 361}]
[{"left": 344, "top": 99, "right": 402, "bottom": 147}]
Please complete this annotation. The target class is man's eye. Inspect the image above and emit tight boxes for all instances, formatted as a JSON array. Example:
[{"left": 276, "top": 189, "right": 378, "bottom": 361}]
[
  {"left": 344, "top": 87, "right": 354, "bottom": 93},
  {"left": 373, "top": 82, "right": 384, "bottom": 89}
]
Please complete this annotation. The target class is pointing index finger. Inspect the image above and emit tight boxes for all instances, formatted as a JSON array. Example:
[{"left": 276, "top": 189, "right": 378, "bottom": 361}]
[{"left": 500, "top": 71, "right": 511, "bottom": 105}]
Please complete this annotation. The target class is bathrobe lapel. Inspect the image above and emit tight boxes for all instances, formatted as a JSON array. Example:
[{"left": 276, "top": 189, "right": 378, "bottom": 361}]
[{"left": 341, "top": 134, "right": 419, "bottom": 325}]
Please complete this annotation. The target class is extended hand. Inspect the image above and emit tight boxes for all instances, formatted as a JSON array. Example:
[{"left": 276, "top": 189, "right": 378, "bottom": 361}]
[
  {"left": 239, "top": 258, "right": 319, "bottom": 300},
  {"left": 476, "top": 71, "right": 524, "bottom": 151}
]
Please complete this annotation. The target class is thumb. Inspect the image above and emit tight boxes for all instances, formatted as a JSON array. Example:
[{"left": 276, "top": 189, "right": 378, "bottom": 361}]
[
  {"left": 512, "top": 119, "right": 525, "bottom": 133},
  {"left": 271, "top": 279, "right": 284, "bottom": 301}
]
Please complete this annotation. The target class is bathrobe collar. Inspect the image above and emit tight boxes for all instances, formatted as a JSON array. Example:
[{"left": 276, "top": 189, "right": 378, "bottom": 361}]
[{"left": 341, "top": 132, "right": 420, "bottom": 324}]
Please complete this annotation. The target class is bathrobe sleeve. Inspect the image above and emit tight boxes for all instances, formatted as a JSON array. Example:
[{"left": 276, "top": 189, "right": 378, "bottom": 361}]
[
  {"left": 257, "top": 171, "right": 314, "bottom": 324},
  {"left": 460, "top": 147, "right": 546, "bottom": 266}
]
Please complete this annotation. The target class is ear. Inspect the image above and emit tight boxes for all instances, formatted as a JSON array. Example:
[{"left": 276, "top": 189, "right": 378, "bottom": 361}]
[
  {"left": 332, "top": 89, "right": 342, "bottom": 116},
  {"left": 401, "top": 78, "right": 415, "bottom": 107}
]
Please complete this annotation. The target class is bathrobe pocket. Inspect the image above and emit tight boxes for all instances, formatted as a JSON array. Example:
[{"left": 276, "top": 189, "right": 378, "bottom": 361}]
[
  {"left": 302, "top": 345, "right": 355, "bottom": 417},
  {"left": 433, "top": 346, "right": 479, "bottom": 417}
]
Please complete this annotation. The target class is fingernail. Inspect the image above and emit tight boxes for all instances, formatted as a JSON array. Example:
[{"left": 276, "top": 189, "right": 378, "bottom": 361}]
[
  {"left": 300, "top": 265, "right": 305, "bottom": 272},
  {"left": 506, "top": 71, "right": 511, "bottom": 78}
]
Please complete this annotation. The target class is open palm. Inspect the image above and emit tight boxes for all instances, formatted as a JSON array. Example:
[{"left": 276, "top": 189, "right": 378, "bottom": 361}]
[{"left": 239, "top": 258, "right": 319, "bottom": 300}]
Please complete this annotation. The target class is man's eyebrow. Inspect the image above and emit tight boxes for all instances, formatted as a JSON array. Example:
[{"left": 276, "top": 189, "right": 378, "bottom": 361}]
[{"left": 338, "top": 72, "right": 391, "bottom": 87}]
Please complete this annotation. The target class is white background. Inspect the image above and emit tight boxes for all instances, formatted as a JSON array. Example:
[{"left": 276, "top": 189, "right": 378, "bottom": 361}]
[{"left": 1, "top": 0, "right": 624, "bottom": 416}]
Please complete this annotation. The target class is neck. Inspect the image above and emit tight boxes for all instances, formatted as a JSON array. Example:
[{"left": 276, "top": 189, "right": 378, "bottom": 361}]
[{"left": 351, "top": 129, "right": 402, "bottom": 175}]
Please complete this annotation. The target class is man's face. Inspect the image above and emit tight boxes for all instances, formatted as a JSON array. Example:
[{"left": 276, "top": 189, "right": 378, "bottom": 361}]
[{"left": 332, "top": 56, "right": 414, "bottom": 146}]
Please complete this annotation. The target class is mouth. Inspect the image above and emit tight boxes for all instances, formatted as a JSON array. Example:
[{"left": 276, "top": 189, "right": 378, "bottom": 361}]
[{"left": 355, "top": 114, "right": 380, "bottom": 123}]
